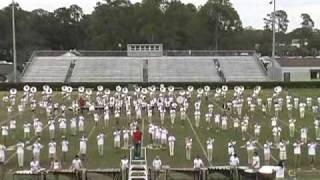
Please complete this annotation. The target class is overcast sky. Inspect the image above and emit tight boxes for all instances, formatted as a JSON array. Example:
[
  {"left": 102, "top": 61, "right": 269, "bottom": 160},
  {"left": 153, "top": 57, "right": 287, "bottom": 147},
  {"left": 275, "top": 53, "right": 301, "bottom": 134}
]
[{"left": 1, "top": 0, "right": 319, "bottom": 31}]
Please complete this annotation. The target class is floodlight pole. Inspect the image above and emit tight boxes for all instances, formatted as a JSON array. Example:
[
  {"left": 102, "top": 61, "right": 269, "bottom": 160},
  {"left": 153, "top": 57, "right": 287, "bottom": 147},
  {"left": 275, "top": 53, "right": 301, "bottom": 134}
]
[
  {"left": 272, "top": 0, "right": 276, "bottom": 80},
  {"left": 12, "top": 0, "right": 17, "bottom": 82}
]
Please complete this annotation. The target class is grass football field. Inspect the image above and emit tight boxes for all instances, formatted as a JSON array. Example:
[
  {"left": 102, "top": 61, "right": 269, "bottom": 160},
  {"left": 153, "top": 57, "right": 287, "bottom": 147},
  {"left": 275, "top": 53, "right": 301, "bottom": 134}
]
[{"left": 1, "top": 87, "right": 320, "bottom": 179}]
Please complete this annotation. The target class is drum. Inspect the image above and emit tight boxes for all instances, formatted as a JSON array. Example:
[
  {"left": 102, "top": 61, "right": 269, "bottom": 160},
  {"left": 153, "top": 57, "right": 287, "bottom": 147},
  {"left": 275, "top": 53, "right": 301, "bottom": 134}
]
[
  {"left": 241, "top": 168, "right": 257, "bottom": 180},
  {"left": 258, "top": 166, "right": 276, "bottom": 180}
]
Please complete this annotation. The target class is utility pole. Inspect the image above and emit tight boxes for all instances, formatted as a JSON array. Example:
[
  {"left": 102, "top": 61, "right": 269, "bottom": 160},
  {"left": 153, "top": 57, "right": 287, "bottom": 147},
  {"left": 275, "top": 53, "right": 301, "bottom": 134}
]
[
  {"left": 271, "top": 0, "right": 276, "bottom": 80},
  {"left": 12, "top": 0, "right": 17, "bottom": 82}
]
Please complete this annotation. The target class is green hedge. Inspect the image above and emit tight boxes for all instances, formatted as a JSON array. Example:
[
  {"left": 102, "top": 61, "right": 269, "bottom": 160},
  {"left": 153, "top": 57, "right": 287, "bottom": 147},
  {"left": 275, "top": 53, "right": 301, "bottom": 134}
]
[{"left": 0, "top": 81, "right": 320, "bottom": 91}]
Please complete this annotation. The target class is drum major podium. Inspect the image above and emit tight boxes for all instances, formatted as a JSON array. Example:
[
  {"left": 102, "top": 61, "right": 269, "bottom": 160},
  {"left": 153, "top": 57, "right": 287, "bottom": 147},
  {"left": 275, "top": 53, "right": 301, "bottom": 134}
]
[{"left": 129, "top": 147, "right": 148, "bottom": 180}]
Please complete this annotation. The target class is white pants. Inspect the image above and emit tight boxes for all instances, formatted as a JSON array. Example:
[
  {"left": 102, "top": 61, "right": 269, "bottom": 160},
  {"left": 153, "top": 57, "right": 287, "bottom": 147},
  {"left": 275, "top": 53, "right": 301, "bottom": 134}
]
[
  {"left": 169, "top": 142, "right": 174, "bottom": 156},
  {"left": 17, "top": 153, "right": 24, "bottom": 167}
]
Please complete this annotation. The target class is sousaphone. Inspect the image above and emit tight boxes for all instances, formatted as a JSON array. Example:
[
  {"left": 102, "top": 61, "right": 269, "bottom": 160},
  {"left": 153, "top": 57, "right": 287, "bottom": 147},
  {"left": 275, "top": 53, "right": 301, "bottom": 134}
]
[
  {"left": 122, "top": 87, "right": 128, "bottom": 94},
  {"left": 116, "top": 85, "right": 122, "bottom": 92},
  {"left": 197, "top": 88, "right": 204, "bottom": 95},
  {"left": 204, "top": 86, "right": 210, "bottom": 92},
  {"left": 86, "top": 88, "right": 92, "bottom": 95},
  {"left": 168, "top": 86, "right": 175, "bottom": 92},
  {"left": 10, "top": 88, "right": 17, "bottom": 95},
  {"left": 23, "top": 85, "right": 30, "bottom": 92},
  {"left": 97, "top": 85, "right": 104, "bottom": 92},
  {"left": 30, "top": 87, "right": 37, "bottom": 94},
  {"left": 222, "top": 85, "right": 228, "bottom": 92},
  {"left": 187, "top": 85, "right": 194, "bottom": 92},
  {"left": 78, "top": 86, "right": 85, "bottom": 93},
  {"left": 274, "top": 86, "right": 282, "bottom": 94}
]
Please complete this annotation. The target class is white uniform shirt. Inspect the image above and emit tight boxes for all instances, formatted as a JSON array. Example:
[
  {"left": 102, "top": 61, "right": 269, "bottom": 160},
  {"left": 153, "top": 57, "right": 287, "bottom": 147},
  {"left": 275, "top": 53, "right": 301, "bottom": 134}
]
[
  {"left": 49, "top": 142, "right": 56, "bottom": 154},
  {"left": 33, "top": 142, "right": 42, "bottom": 154},
  {"left": 113, "top": 131, "right": 121, "bottom": 142},
  {"left": 97, "top": 134, "right": 104, "bottom": 145},
  {"left": 153, "top": 159, "right": 162, "bottom": 170},
  {"left": 193, "top": 159, "right": 203, "bottom": 168},
  {"left": 252, "top": 155, "right": 260, "bottom": 169},
  {"left": 62, "top": 140, "right": 69, "bottom": 152},
  {"left": 24, "top": 123, "right": 31, "bottom": 133},
  {"left": 308, "top": 143, "right": 317, "bottom": 155},
  {"left": 293, "top": 142, "right": 302, "bottom": 155},
  {"left": 168, "top": 136, "right": 176, "bottom": 145}
]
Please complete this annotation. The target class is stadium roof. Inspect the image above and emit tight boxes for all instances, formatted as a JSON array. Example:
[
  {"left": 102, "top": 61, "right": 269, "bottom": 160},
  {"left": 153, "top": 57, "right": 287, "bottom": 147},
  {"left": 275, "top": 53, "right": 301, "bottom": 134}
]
[{"left": 276, "top": 58, "right": 320, "bottom": 67}]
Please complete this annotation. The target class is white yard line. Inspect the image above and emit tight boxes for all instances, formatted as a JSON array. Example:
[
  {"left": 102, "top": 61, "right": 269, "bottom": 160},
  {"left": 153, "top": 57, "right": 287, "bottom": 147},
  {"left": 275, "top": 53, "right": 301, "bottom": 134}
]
[{"left": 186, "top": 115, "right": 212, "bottom": 167}]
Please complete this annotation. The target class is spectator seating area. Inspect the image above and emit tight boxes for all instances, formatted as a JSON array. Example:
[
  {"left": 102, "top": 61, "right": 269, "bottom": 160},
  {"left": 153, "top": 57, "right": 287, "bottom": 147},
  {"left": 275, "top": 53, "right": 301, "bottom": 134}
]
[
  {"left": 70, "top": 57, "right": 143, "bottom": 82},
  {"left": 21, "top": 56, "right": 73, "bottom": 82},
  {"left": 21, "top": 52, "right": 269, "bottom": 83},
  {"left": 148, "top": 57, "right": 220, "bottom": 82},
  {"left": 218, "top": 56, "right": 269, "bottom": 82}
]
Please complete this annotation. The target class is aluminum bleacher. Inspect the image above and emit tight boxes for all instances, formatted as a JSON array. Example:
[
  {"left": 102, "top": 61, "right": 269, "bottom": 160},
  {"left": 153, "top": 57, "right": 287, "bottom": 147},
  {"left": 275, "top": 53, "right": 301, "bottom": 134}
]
[
  {"left": 148, "top": 57, "right": 221, "bottom": 82},
  {"left": 21, "top": 50, "right": 270, "bottom": 83},
  {"left": 218, "top": 56, "right": 269, "bottom": 82},
  {"left": 70, "top": 57, "right": 143, "bottom": 82},
  {"left": 21, "top": 55, "right": 73, "bottom": 82}
]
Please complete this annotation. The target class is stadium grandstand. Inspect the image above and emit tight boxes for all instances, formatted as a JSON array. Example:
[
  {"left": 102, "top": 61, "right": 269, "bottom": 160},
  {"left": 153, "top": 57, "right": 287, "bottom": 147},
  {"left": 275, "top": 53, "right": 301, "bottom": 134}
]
[{"left": 21, "top": 44, "right": 270, "bottom": 83}]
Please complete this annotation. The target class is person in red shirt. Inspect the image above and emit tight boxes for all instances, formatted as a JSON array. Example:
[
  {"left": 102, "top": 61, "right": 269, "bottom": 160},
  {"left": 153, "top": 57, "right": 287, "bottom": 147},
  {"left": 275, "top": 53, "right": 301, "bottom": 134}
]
[
  {"left": 78, "top": 97, "right": 85, "bottom": 114},
  {"left": 133, "top": 127, "right": 143, "bottom": 158}
]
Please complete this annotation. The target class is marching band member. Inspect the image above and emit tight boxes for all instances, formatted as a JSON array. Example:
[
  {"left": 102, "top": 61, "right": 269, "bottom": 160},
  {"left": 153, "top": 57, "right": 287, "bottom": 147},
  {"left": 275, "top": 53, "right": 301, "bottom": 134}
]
[
  {"left": 206, "top": 138, "right": 214, "bottom": 162},
  {"left": 194, "top": 110, "right": 201, "bottom": 128},
  {"left": 299, "top": 103, "right": 306, "bottom": 119},
  {"left": 123, "top": 129, "right": 130, "bottom": 149},
  {"left": 185, "top": 137, "right": 192, "bottom": 160},
  {"left": 279, "top": 140, "right": 289, "bottom": 161},
  {"left": 48, "top": 119, "right": 55, "bottom": 139},
  {"left": 58, "top": 117, "right": 67, "bottom": 136},
  {"left": 214, "top": 113, "right": 220, "bottom": 132},
  {"left": 263, "top": 141, "right": 272, "bottom": 165},
  {"left": 120, "top": 156, "right": 129, "bottom": 180},
  {"left": 193, "top": 156, "right": 204, "bottom": 180},
  {"left": 168, "top": 134, "right": 176, "bottom": 157},
  {"left": 233, "top": 118, "right": 240, "bottom": 136},
  {"left": 293, "top": 140, "right": 303, "bottom": 169},
  {"left": 229, "top": 153, "right": 240, "bottom": 179},
  {"left": 205, "top": 113, "right": 212, "bottom": 130},
  {"left": 16, "top": 140, "right": 25, "bottom": 167},
  {"left": 289, "top": 119, "right": 296, "bottom": 138},
  {"left": 50, "top": 158, "right": 62, "bottom": 170},
  {"left": 315, "top": 118, "right": 320, "bottom": 140},
  {"left": 241, "top": 120, "right": 248, "bottom": 141},
  {"left": 9, "top": 120, "right": 16, "bottom": 137},
  {"left": 272, "top": 125, "right": 282, "bottom": 146},
  {"left": 79, "top": 135, "right": 88, "bottom": 160},
  {"left": 35, "top": 120, "right": 43, "bottom": 138},
  {"left": 23, "top": 122, "right": 31, "bottom": 139},
  {"left": 30, "top": 157, "right": 40, "bottom": 173},
  {"left": 301, "top": 127, "right": 308, "bottom": 143},
  {"left": 160, "top": 108, "right": 165, "bottom": 125},
  {"left": 70, "top": 118, "right": 77, "bottom": 136},
  {"left": 155, "top": 126, "right": 161, "bottom": 148},
  {"left": 228, "top": 140, "right": 236, "bottom": 156},
  {"left": 308, "top": 141, "right": 317, "bottom": 169},
  {"left": 160, "top": 128, "right": 168, "bottom": 148},
  {"left": 221, "top": 115, "right": 228, "bottom": 130},
  {"left": 93, "top": 112, "right": 100, "bottom": 126},
  {"left": 61, "top": 137, "right": 69, "bottom": 162},
  {"left": 48, "top": 139, "right": 57, "bottom": 160},
  {"left": 71, "top": 155, "right": 82, "bottom": 180},
  {"left": 170, "top": 108, "right": 176, "bottom": 127},
  {"left": 242, "top": 139, "right": 256, "bottom": 165},
  {"left": 97, "top": 132, "right": 105, "bottom": 157},
  {"left": 78, "top": 116, "right": 85, "bottom": 134},
  {"left": 180, "top": 107, "right": 186, "bottom": 125},
  {"left": 104, "top": 108, "right": 110, "bottom": 127},
  {"left": 252, "top": 152, "right": 260, "bottom": 170},
  {"left": 254, "top": 123, "right": 261, "bottom": 140},
  {"left": 0, "top": 144, "right": 6, "bottom": 165},
  {"left": 32, "top": 139, "right": 43, "bottom": 162},
  {"left": 152, "top": 156, "right": 162, "bottom": 180},
  {"left": 1, "top": 125, "right": 8, "bottom": 145},
  {"left": 113, "top": 129, "right": 121, "bottom": 149}
]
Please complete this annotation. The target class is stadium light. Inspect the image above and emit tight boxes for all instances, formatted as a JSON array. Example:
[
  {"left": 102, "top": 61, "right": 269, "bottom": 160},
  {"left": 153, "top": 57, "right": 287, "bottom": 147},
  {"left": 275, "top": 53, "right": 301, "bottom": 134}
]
[{"left": 12, "top": 0, "right": 17, "bottom": 82}]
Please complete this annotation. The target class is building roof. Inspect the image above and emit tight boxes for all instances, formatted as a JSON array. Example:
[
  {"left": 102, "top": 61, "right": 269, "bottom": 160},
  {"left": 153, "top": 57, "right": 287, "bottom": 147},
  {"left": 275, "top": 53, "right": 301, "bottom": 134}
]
[{"left": 276, "top": 58, "right": 320, "bottom": 67}]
